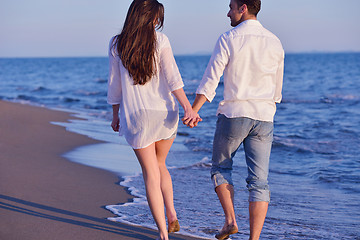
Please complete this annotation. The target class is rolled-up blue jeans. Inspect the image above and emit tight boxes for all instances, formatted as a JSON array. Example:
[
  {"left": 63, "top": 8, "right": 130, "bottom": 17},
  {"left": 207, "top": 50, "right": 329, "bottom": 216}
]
[{"left": 211, "top": 114, "right": 273, "bottom": 202}]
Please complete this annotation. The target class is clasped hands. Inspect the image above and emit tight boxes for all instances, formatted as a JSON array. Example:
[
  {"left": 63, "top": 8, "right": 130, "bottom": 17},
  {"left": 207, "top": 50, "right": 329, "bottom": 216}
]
[{"left": 182, "top": 109, "right": 202, "bottom": 128}]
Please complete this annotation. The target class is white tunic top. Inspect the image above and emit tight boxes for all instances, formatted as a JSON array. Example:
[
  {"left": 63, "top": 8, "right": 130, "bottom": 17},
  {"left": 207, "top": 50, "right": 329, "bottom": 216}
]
[
  {"left": 196, "top": 20, "right": 284, "bottom": 122},
  {"left": 107, "top": 32, "right": 184, "bottom": 149}
]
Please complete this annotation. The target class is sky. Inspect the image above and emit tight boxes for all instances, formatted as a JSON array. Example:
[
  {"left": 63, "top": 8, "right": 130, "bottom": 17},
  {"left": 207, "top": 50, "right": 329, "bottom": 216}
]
[{"left": 1, "top": 0, "right": 359, "bottom": 57}]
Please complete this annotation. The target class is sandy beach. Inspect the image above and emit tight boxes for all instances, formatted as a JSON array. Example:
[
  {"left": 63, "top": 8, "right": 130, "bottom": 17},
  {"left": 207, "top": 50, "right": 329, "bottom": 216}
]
[{"left": 0, "top": 101, "right": 202, "bottom": 240}]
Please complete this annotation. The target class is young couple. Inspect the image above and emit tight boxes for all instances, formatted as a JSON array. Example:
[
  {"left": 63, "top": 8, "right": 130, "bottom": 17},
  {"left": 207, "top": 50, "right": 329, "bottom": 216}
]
[{"left": 107, "top": 0, "right": 284, "bottom": 239}]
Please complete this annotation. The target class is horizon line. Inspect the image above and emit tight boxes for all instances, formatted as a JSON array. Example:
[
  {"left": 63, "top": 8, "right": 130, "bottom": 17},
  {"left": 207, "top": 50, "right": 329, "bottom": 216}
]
[{"left": 1, "top": 50, "right": 360, "bottom": 59}]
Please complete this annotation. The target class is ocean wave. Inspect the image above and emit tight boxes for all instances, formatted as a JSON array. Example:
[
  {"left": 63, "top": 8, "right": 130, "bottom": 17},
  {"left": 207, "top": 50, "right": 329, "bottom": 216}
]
[
  {"left": 60, "top": 97, "right": 80, "bottom": 103},
  {"left": 273, "top": 136, "right": 340, "bottom": 155},
  {"left": 282, "top": 93, "right": 360, "bottom": 105},
  {"left": 76, "top": 89, "right": 106, "bottom": 96},
  {"left": 178, "top": 157, "right": 212, "bottom": 169},
  {"left": 321, "top": 95, "right": 360, "bottom": 104},
  {"left": 17, "top": 94, "right": 38, "bottom": 101},
  {"left": 31, "top": 86, "right": 50, "bottom": 92},
  {"left": 326, "top": 93, "right": 360, "bottom": 101},
  {"left": 119, "top": 174, "right": 146, "bottom": 203},
  {"left": 192, "top": 146, "right": 212, "bottom": 152},
  {"left": 183, "top": 91, "right": 196, "bottom": 96},
  {"left": 95, "top": 78, "right": 107, "bottom": 84},
  {"left": 311, "top": 169, "right": 360, "bottom": 185},
  {"left": 177, "top": 131, "right": 190, "bottom": 136}
]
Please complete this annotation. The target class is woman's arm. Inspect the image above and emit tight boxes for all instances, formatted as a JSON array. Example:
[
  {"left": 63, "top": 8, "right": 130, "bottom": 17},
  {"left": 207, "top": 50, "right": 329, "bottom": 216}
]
[
  {"left": 158, "top": 34, "right": 201, "bottom": 127},
  {"left": 171, "top": 88, "right": 202, "bottom": 128},
  {"left": 107, "top": 38, "right": 122, "bottom": 132},
  {"left": 111, "top": 104, "right": 120, "bottom": 132},
  {"left": 107, "top": 37, "right": 122, "bottom": 106}
]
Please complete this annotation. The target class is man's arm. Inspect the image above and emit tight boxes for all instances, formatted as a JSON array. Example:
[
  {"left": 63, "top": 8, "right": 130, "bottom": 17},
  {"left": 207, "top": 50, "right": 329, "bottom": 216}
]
[
  {"left": 196, "top": 34, "right": 229, "bottom": 104},
  {"left": 184, "top": 34, "right": 229, "bottom": 127},
  {"left": 192, "top": 94, "right": 208, "bottom": 113}
]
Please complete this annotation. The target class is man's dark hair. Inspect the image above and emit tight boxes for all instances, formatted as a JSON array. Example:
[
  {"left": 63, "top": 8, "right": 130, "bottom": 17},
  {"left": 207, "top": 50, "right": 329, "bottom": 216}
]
[{"left": 237, "top": 0, "right": 261, "bottom": 17}]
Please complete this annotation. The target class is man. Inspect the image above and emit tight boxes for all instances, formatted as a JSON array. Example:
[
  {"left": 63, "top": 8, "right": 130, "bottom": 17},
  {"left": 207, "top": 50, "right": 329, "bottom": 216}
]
[{"left": 186, "top": 0, "right": 284, "bottom": 239}]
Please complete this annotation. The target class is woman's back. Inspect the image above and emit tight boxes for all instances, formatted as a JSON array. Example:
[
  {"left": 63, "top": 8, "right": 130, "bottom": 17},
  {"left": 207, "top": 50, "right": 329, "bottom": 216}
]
[{"left": 107, "top": 32, "right": 184, "bottom": 149}]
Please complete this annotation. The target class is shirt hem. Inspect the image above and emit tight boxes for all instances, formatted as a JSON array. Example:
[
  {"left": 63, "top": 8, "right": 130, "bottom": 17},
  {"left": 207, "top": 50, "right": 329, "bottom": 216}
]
[
  {"left": 216, "top": 111, "right": 275, "bottom": 123},
  {"left": 127, "top": 131, "right": 178, "bottom": 150}
]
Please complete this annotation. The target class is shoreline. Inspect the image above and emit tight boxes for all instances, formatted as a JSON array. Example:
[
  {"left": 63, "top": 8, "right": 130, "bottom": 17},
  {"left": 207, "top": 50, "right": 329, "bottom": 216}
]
[{"left": 0, "top": 100, "right": 202, "bottom": 240}]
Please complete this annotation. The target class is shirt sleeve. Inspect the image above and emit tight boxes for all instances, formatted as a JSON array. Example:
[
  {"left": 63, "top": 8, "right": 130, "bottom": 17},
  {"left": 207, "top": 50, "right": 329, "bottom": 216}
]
[
  {"left": 107, "top": 37, "right": 122, "bottom": 105},
  {"left": 274, "top": 52, "right": 284, "bottom": 103},
  {"left": 196, "top": 34, "right": 230, "bottom": 102},
  {"left": 159, "top": 35, "right": 184, "bottom": 92}
]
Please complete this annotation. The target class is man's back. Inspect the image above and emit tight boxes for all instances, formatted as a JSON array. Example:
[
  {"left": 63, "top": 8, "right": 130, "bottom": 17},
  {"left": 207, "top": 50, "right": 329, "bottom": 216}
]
[
  {"left": 198, "top": 19, "right": 284, "bottom": 122},
  {"left": 224, "top": 19, "right": 283, "bottom": 100}
]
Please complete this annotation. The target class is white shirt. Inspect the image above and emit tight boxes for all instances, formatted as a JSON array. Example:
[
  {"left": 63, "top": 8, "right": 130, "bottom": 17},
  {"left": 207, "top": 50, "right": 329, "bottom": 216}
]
[
  {"left": 107, "top": 32, "right": 184, "bottom": 149},
  {"left": 196, "top": 20, "right": 284, "bottom": 122}
]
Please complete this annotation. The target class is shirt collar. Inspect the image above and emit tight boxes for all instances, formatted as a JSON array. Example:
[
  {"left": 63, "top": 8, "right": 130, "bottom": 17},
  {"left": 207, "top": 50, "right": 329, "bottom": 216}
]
[{"left": 236, "top": 19, "right": 262, "bottom": 28}]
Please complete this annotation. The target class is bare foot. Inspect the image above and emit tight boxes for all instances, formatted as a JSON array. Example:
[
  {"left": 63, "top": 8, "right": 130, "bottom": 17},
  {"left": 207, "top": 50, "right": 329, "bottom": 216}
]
[{"left": 215, "top": 224, "right": 238, "bottom": 240}]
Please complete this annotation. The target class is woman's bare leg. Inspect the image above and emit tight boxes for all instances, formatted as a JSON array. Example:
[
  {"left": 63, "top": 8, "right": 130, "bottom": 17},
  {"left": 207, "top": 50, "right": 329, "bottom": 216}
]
[
  {"left": 155, "top": 138, "right": 178, "bottom": 224},
  {"left": 133, "top": 143, "right": 168, "bottom": 240}
]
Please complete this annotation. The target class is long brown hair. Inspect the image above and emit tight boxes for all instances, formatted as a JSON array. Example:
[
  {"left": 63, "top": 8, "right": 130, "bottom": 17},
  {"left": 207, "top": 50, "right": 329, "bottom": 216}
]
[{"left": 113, "top": 0, "right": 164, "bottom": 85}]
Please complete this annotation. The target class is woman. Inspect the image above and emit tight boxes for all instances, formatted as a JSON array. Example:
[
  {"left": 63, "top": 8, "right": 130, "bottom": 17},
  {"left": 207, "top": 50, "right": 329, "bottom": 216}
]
[{"left": 107, "top": 0, "right": 200, "bottom": 239}]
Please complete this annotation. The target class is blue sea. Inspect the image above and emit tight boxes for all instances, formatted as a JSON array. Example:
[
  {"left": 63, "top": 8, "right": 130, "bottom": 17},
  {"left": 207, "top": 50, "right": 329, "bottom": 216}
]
[{"left": 1, "top": 53, "right": 360, "bottom": 239}]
